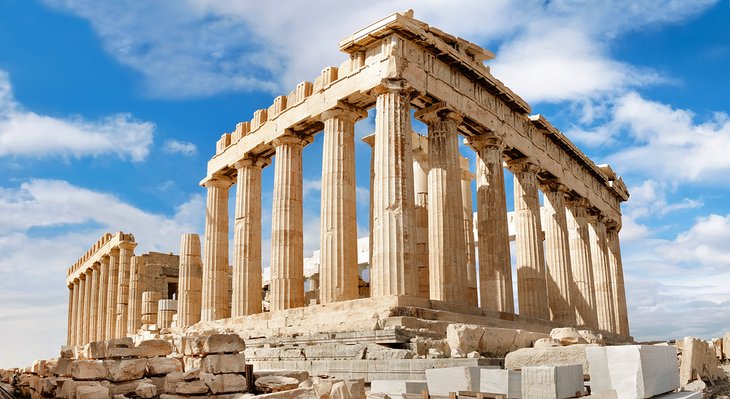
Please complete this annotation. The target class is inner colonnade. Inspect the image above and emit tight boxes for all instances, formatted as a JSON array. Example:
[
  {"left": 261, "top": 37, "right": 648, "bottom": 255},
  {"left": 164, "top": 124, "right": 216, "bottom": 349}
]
[{"left": 198, "top": 12, "right": 630, "bottom": 337}]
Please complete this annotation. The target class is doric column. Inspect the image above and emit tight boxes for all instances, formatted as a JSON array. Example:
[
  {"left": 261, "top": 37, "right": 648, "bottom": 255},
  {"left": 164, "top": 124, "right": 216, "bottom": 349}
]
[
  {"left": 232, "top": 158, "right": 268, "bottom": 316},
  {"left": 467, "top": 133, "right": 513, "bottom": 313},
  {"left": 540, "top": 181, "right": 576, "bottom": 325},
  {"left": 97, "top": 256, "right": 109, "bottom": 341},
  {"left": 416, "top": 104, "right": 468, "bottom": 304},
  {"left": 566, "top": 199, "right": 599, "bottom": 329},
  {"left": 105, "top": 248, "right": 119, "bottom": 339},
  {"left": 115, "top": 242, "right": 135, "bottom": 338},
  {"left": 606, "top": 222, "right": 630, "bottom": 336},
  {"left": 89, "top": 263, "right": 100, "bottom": 342},
  {"left": 319, "top": 106, "right": 367, "bottom": 304},
  {"left": 362, "top": 134, "right": 375, "bottom": 283},
  {"left": 370, "top": 79, "right": 418, "bottom": 297},
  {"left": 78, "top": 273, "right": 87, "bottom": 344},
  {"left": 127, "top": 256, "right": 144, "bottom": 335},
  {"left": 461, "top": 164, "right": 478, "bottom": 306},
  {"left": 270, "top": 135, "right": 307, "bottom": 310},
  {"left": 67, "top": 283, "right": 75, "bottom": 346},
  {"left": 157, "top": 299, "right": 177, "bottom": 329},
  {"left": 179, "top": 234, "right": 203, "bottom": 327},
  {"left": 202, "top": 177, "right": 233, "bottom": 321},
  {"left": 73, "top": 277, "right": 81, "bottom": 346},
  {"left": 588, "top": 212, "right": 617, "bottom": 333},
  {"left": 508, "top": 159, "right": 549, "bottom": 320},
  {"left": 141, "top": 291, "right": 161, "bottom": 325},
  {"left": 412, "top": 150, "right": 430, "bottom": 298},
  {"left": 84, "top": 269, "right": 93, "bottom": 343}
]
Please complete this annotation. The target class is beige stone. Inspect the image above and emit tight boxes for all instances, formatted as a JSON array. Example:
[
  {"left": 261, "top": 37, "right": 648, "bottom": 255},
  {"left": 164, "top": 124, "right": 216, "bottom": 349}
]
[
  {"left": 106, "top": 359, "right": 148, "bottom": 382},
  {"left": 255, "top": 387, "right": 319, "bottom": 399},
  {"left": 255, "top": 370, "right": 310, "bottom": 384},
  {"left": 505, "top": 344, "right": 597, "bottom": 377},
  {"left": 534, "top": 338, "right": 562, "bottom": 349},
  {"left": 71, "top": 360, "right": 109, "bottom": 381},
  {"left": 679, "top": 337, "right": 725, "bottom": 385},
  {"left": 174, "top": 379, "right": 209, "bottom": 395},
  {"left": 135, "top": 382, "right": 157, "bottom": 398},
  {"left": 76, "top": 385, "right": 110, "bottom": 399},
  {"left": 107, "top": 377, "right": 154, "bottom": 397},
  {"left": 446, "top": 323, "right": 548, "bottom": 357},
  {"left": 178, "top": 234, "right": 203, "bottom": 327},
  {"left": 201, "top": 353, "right": 246, "bottom": 374},
  {"left": 201, "top": 372, "right": 248, "bottom": 394},
  {"left": 256, "top": 375, "right": 301, "bottom": 393},
  {"left": 137, "top": 339, "right": 173, "bottom": 357},
  {"left": 202, "top": 177, "right": 233, "bottom": 321},
  {"left": 146, "top": 358, "right": 183, "bottom": 376},
  {"left": 550, "top": 327, "right": 588, "bottom": 346}
]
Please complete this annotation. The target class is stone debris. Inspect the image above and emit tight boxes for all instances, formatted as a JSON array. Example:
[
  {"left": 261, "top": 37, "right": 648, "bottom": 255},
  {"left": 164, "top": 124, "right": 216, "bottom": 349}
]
[
  {"left": 505, "top": 344, "right": 597, "bottom": 378},
  {"left": 677, "top": 337, "right": 725, "bottom": 385}
]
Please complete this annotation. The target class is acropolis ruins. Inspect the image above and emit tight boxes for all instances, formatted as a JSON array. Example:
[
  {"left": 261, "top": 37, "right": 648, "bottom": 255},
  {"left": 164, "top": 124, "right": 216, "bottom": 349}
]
[{"left": 12, "top": 10, "right": 720, "bottom": 399}]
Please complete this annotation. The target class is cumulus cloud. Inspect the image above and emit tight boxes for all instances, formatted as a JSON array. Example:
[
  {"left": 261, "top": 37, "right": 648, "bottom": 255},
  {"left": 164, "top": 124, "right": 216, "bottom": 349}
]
[
  {"left": 0, "top": 70, "right": 154, "bottom": 162},
  {"left": 163, "top": 139, "right": 198, "bottom": 156},
  {"left": 0, "top": 179, "right": 204, "bottom": 367}
]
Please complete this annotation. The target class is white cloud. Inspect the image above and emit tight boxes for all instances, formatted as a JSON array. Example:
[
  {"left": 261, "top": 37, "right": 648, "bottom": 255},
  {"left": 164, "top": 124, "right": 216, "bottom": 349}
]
[
  {"left": 0, "top": 70, "right": 154, "bottom": 162},
  {"left": 163, "top": 139, "right": 198, "bottom": 156},
  {"left": 0, "top": 179, "right": 204, "bottom": 367}
]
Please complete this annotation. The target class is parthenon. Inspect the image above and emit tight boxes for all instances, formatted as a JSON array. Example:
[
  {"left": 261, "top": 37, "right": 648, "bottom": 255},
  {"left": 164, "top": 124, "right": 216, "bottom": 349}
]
[{"left": 65, "top": 10, "right": 630, "bottom": 350}]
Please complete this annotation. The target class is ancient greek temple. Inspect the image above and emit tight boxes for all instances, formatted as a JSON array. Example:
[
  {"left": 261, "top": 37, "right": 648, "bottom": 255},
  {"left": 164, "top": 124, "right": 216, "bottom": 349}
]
[
  {"left": 197, "top": 11, "right": 629, "bottom": 337},
  {"left": 66, "top": 11, "right": 631, "bottom": 349}
]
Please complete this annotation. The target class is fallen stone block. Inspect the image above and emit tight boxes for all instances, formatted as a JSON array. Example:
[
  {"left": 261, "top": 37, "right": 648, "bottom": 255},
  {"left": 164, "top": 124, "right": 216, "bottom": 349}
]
[
  {"left": 331, "top": 381, "right": 351, "bottom": 399},
  {"left": 425, "top": 366, "right": 486, "bottom": 396},
  {"left": 106, "top": 359, "right": 148, "bottom": 382},
  {"left": 174, "top": 379, "right": 209, "bottom": 395},
  {"left": 255, "top": 370, "right": 310, "bottom": 384},
  {"left": 586, "top": 345, "right": 679, "bottom": 399},
  {"left": 201, "top": 372, "right": 248, "bottom": 394},
  {"left": 82, "top": 342, "right": 108, "bottom": 360},
  {"left": 370, "top": 380, "right": 428, "bottom": 398},
  {"left": 106, "top": 378, "right": 154, "bottom": 397},
  {"left": 254, "top": 387, "right": 319, "bottom": 399},
  {"left": 53, "top": 358, "right": 74, "bottom": 377},
  {"left": 345, "top": 379, "right": 366, "bottom": 399},
  {"left": 505, "top": 344, "right": 595, "bottom": 378},
  {"left": 480, "top": 369, "right": 521, "bottom": 399},
  {"left": 447, "top": 324, "right": 549, "bottom": 358},
  {"left": 521, "top": 364, "right": 584, "bottom": 399},
  {"left": 256, "top": 375, "right": 301, "bottom": 393},
  {"left": 550, "top": 328, "right": 588, "bottom": 346},
  {"left": 137, "top": 340, "right": 173, "bottom": 358},
  {"left": 534, "top": 338, "right": 562, "bottom": 349},
  {"left": 146, "top": 357, "right": 183, "bottom": 376},
  {"left": 135, "top": 382, "right": 157, "bottom": 398},
  {"left": 187, "top": 334, "right": 245, "bottom": 356},
  {"left": 71, "top": 360, "right": 109, "bottom": 381},
  {"left": 76, "top": 385, "right": 110, "bottom": 399},
  {"left": 653, "top": 391, "right": 702, "bottom": 399},
  {"left": 678, "top": 337, "right": 725, "bottom": 385},
  {"left": 60, "top": 346, "right": 75, "bottom": 359},
  {"left": 201, "top": 353, "right": 246, "bottom": 374}
]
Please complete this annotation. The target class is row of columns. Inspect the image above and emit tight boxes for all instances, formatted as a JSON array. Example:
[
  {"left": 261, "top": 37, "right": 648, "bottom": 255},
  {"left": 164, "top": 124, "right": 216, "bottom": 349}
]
[
  {"left": 198, "top": 78, "right": 629, "bottom": 336},
  {"left": 66, "top": 242, "right": 137, "bottom": 346}
]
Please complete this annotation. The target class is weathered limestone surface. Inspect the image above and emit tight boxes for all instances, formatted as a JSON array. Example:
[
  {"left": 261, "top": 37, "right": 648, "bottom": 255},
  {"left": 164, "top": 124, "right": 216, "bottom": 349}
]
[
  {"left": 566, "top": 199, "right": 599, "bottom": 330},
  {"left": 678, "top": 337, "right": 724, "bottom": 385},
  {"left": 505, "top": 345, "right": 597, "bottom": 377},
  {"left": 588, "top": 215, "right": 617, "bottom": 333},
  {"left": 178, "top": 233, "right": 203, "bottom": 327},
  {"left": 127, "top": 256, "right": 144, "bottom": 335},
  {"left": 202, "top": 177, "right": 233, "bottom": 321},
  {"left": 116, "top": 242, "right": 136, "bottom": 338},
  {"left": 446, "top": 323, "right": 548, "bottom": 358},
  {"left": 521, "top": 364, "right": 584, "bottom": 399}
]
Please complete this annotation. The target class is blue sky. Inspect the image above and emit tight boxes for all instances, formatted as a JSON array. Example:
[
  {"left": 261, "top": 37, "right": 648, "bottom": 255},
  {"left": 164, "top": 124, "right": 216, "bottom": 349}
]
[{"left": 0, "top": 0, "right": 729, "bottom": 367}]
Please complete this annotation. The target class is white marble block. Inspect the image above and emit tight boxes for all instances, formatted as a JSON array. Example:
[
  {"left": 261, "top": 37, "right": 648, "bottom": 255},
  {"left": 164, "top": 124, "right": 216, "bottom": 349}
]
[
  {"left": 585, "top": 345, "right": 679, "bottom": 399},
  {"left": 425, "top": 367, "right": 482, "bottom": 396},
  {"left": 480, "top": 369, "right": 521, "bottom": 398},
  {"left": 521, "top": 364, "right": 584, "bottom": 399},
  {"left": 370, "top": 380, "right": 429, "bottom": 398}
]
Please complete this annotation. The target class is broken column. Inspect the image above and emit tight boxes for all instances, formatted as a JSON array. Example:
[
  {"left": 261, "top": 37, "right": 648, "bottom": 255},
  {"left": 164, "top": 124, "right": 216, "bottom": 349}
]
[
  {"left": 178, "top": 233, "right": 203, "bottom": 327},
  {"left": 157, "top": 299, "right": 178, "bottom": 329},
  {"left": 142, "top": 291, "right": 161, "bottom": 326}
]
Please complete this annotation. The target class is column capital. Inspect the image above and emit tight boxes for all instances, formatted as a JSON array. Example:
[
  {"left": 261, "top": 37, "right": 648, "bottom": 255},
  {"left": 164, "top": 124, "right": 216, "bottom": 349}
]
[
  {"left": 73, "top": 277, "right": 80, "bottom": 284},
  {"left": 587, "top": 209, "right": 608, "bottom": 224},
  {"left": 272, "top": 132, "right": 312, "bottom": 148},
  {"left": 361, "top": 133, "right": 375, "bottom": 148},
  {"left": 321, "top": 103, "right": 368, "bottom": 122},
  {"left": 506, "top": 157, "right": 540, "bottom": 174},
  {"left": 465, "top": 131, "right": 506, "bottom": 151},
  {"left": 233, "top": 156, "right": 270, "bottom": 171},
  {"left": 118, "top": 241, "right": 137, "bottom": 251},
  {"left": 565, "top": 196, "right": 591, "bottom": 209},
  {"left": 68, "top": 282, "right": 74, "bottom": 289},
  {"left": 91, "top": 262, "right": 100, "bottom": 271},
  {"left": 605, "top": 219, "right": 621, "bottom": 232},
  {"left": 371, "top": 78, "right": 411, "bottom": 96},
  {"left": 539, "top": 179, "right": 569, "bottom": 194},
  {"left": 203, "top": 176, "right": 234, "bottom": 189},
  {"left": 79, "top": 273, "right": 87, "bottom": 280},
  {"left": 414, "top": 102, "right": 463, "bottom": 126}
]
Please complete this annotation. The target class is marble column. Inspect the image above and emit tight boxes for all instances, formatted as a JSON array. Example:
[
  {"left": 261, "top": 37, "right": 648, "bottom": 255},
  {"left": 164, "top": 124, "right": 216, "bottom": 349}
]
[
  {"left": 588, "top": 213, "right": 617, "bottom": 333},
  {"left": 67, "top": 283, "right": 75, "bottom": 346},
  {"left": 467, "top": 134, "right": 513, "bottom": 313},
  {"left": 97, "top": 256, "right": 109, "bottom": 341},
  {"left": 412, "top": 151, "right": 430, "bottom": 299},
  {"left": 606, "top": 223, "right": 630, "bottom": 336},
  {"left": 461, "top": 165, "right": 478, "bottom": 306},
  {"left": 508, "top": 159, "right": 549, "bottom": 320},
  {"left": 362, "top": 134, "right": 375, "bottom": 284},
  {"left": 127, "top": 256, "right": 144, "bottom": 335},
  {"left": 319, "top": 107, "right": 366, "bottom": 304},
  {"left": 78, "top": 273, "right": 88, "bottom": 344},
  {"left": 566, "top": 199, "right": 599, "bottom": 329},
  {"left": 179, "top": 234, "right": 203, "bottom": 327},
  {"left": 73, "top": 277, "right": 82, "bottom": 346},
  {"left": 105, "top": 248, "right": 119, "bottom": 340},
  {"left": 141, "top": 291, "right": 161, "bottom": 325},
  {"left": 270, "top": 135, "right": 307, "bottom": 310},
  {"left": 370, "top": 79, "right": 418, "bottom": 297},
  {"left": 232, "top": 158, "right": 267, "bottom": 316},
  {"left": 202, "top": 177, "right": 233, "bottom": 321},
  {"left": 89, "top": 263, "right": 100, "bottom": 342},
  {"left": 115, "top": 242, "right": 135, "bottom": 338},
  {"left": 416, "top": 105, "right": 468, "bottom": 304},
  {"left": 540, "top": 181, "right": 576, "bottom": 325}
]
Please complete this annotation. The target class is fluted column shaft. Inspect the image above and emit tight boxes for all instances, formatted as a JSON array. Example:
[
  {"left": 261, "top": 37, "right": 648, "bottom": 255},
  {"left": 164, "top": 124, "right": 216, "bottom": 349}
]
[
  {"left": 588, "top": 214, "right": 617, "bottom": 333},
  {"left": 416, "top": 106, "right": 467, "bottom": 304},
  {"left": 73, "top": 278, "right": 82, "bottom": 346},
  {"left": 362, "top": 135, "right": 375, "bottom": 284},
  {"left": 370, "top": 79, "right": 418, "bottom": 297},
  {"left": 115, "top": 243, "right": 135, "bottom": 338},
  {"left": 509, "top": 160, "right": 549, "bottom": 319},
  {"left": 127, "top": 256, "right": 144, "bottom": 335},
  {"left": 232, "top": 158, "right": 267, "bottom": 316},
  {"left": 468, "top": 134, "right": 513, "bottom": 313},
  {"left": 566, "top": 199, "right": 599, "bottom": 329},
  {"left": 270, "top": 135, "right": 306, "bottom": 310},
  {"left": 67, "top": 283, "right": 75, "bottom": 346},
  {"left": 606, "top": 225, "right": 630, "bottom": 336},
  {"left": 79, "top": 273, "right": 88, "bottom": 344},
  {"left": 413, "top": 152, "right": 430, "bottom": 299},
  {"left": 319, "top": 107, "right": 365, "bottom": 304},
  {"left": 541, "top": 182, "right": 576, "bottom": 325},
  {"left": 202, "top": 177, "right": 233, "bottom": 321},
  {"left": 97, "top": 256, "right": 109, "bottom": 341},
  {"left": 105, "top": 248, "right": 119, "bottom": 340},
  {"left": 89, "top": 264, "right": 100, "bottom": 342},
  {"left": 179, "top": 234, "right": 203, "bottom": 326},
  {"left": 461, "top": 168, "right": 478, "bottom": 306}
]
